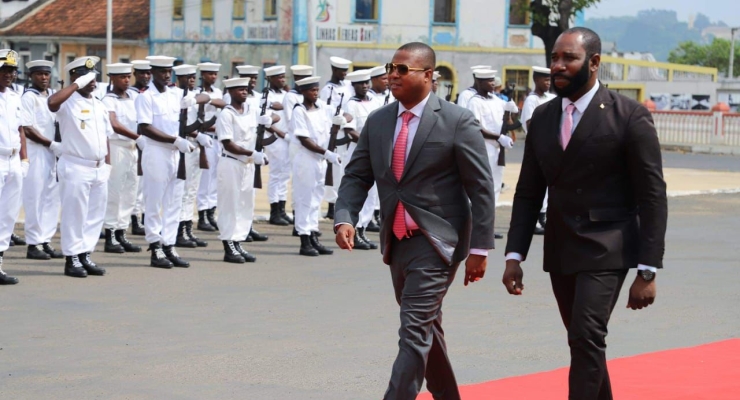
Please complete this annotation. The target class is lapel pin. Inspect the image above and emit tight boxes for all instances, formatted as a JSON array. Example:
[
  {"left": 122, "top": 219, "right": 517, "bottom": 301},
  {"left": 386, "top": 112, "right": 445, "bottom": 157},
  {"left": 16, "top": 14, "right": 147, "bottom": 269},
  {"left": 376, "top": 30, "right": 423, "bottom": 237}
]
[{"left": 600, "top": 103, "right": 605, "bottom": 109}]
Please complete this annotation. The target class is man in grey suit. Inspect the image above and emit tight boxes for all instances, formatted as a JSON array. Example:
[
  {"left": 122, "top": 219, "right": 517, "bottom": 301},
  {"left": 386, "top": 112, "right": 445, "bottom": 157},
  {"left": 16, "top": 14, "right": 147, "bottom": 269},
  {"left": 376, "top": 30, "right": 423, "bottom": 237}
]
[{"left": 334, "top": 42, "right": 496, "bottom": 400}]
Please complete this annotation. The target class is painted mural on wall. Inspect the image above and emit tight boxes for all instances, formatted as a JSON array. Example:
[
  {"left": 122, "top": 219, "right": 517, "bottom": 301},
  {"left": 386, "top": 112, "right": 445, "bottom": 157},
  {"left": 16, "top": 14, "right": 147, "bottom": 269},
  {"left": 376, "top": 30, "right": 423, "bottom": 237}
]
[
  {"left": 650, "top": 94, "right": 712, "bottom": 111},
  {"left": 314, "top": 0, "right": 377, "bottom": 43}
]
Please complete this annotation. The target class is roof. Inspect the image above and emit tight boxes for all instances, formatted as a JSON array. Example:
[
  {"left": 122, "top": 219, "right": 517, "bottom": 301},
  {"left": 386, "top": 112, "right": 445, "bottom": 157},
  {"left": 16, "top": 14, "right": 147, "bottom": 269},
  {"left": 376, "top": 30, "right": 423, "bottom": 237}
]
[{"left": 0, "top": 0, "right": 149, "bottom": 40}]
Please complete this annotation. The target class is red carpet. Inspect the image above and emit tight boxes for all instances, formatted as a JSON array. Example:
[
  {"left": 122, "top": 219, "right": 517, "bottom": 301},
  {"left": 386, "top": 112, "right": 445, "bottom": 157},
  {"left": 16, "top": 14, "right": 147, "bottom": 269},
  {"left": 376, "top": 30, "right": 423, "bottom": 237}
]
[{"left": 418, "top": 339, "right": 740, "bottom": 399}]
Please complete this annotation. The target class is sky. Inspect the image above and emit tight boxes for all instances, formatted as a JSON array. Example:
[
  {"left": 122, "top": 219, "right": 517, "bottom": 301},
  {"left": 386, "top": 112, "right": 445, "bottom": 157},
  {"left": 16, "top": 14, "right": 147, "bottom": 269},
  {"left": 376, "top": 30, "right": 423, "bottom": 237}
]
[{"left": 585, "top": 0, "right": 740, "bottom": 27}]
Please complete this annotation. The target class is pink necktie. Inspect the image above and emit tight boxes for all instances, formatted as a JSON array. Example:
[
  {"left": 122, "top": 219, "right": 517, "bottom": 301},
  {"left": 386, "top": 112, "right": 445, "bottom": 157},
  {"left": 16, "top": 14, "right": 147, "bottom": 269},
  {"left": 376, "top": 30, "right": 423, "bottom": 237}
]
[
  {"left": 392, "top": 111, "right": 414, "bottom": 240},
  {"left": 561, "top": 103, "right": 576, "bottom": 150}
]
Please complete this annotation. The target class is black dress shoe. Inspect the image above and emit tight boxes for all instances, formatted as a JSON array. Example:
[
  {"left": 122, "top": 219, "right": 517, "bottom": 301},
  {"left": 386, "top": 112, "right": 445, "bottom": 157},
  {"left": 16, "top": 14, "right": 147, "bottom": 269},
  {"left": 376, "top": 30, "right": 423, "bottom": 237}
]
[
  {"left": 249, "top": 229, "right": 268, "bottom": 242},
  {"left": 0, "top": 253, "right": 19, "bottom": 285},
  {"left": 175, "top": 221, "right": 197, "bottom": 248},
  {"left": 64, "top": 256, "right": 88, "bottom": 278},
  {"left": 243, "top": 235, "right": 253, "bottom": 242},
  {"left": 365, "top": 220, "right": 380, "bottom": 233},
  {"left": 42, "top": 243, "right": 64, "bottom": 259},
  {"left": 313, "top": 230, "right": 322, "bottom": 237},
  {"left": 131, "top": 215, "right": 145, "bottom": 236},
  {"left": 353, "top": 230, "right": 373, "bottom": 250},
  {"left": 79, "top": 253, "right": 106, "bottom": 276},
  {"left": 185, "top": 221, "right": 208, "bottom": 247},
  {"left": 27, "top": 244, "right": 51, "bottom": 260},
  {"left": 233, "top": 242, "right": 256, "bottom": 262},
  {"left": 309, "top": 232, "right": 333, "bottom": 255},
  {"left": 163, "top": 245, "right": 190, "bottom": 268},
  {"left": 104, "top": 229, "right": 125, "bottom": 253},
  {"left": 299, "top": 235, "right": 319, "bottom": 256},
  {"left": 115, "top": 230, "right": 142, "bottom": 252},
  {"left": 358, "top": 227, "right": 378, "bottom": 250},
  {"left": 149, "top": 243, "right": 174, "bottom": 269},
  {"left": 11, "top": 233, "right": 26, "bottom": 246},
  {"left": 324, "top": 203, "right": 335, "bottom": 219},
  {"left": 494, "top": 233, "right": 504, "bottom": 239},
  {"left": 222, "top": 241, "right": 246, "bottom": 264},
  {"left": 197, "top": 210, "right": 216, "bottom": 232}
]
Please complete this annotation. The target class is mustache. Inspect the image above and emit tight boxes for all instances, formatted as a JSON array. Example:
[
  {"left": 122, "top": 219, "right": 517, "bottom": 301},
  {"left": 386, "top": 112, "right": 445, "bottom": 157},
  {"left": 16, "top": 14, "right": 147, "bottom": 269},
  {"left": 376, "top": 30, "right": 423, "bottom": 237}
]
[{"left": 551, "top": 73, "right": 571, "bottom": 81}]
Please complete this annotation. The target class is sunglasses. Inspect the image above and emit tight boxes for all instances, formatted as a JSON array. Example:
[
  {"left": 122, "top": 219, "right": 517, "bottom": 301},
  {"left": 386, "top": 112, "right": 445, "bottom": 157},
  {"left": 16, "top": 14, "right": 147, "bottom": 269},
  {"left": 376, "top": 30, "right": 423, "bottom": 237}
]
[{"left": 385, "top": 63, "right": 429, "bottom": 76}]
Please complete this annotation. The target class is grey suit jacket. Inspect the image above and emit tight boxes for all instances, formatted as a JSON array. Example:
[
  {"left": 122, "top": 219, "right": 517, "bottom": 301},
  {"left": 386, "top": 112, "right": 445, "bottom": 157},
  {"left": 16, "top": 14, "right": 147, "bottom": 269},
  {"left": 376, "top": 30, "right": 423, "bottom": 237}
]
[{"left": 335, "top": 93, "right": 495, "bottom": 266}]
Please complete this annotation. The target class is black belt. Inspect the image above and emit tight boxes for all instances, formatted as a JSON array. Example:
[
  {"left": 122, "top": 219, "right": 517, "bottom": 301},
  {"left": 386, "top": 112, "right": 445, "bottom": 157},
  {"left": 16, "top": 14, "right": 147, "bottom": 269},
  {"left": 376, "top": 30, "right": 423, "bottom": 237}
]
[{"left": 221, "top": 153, "right": 238, "bottom": 161}]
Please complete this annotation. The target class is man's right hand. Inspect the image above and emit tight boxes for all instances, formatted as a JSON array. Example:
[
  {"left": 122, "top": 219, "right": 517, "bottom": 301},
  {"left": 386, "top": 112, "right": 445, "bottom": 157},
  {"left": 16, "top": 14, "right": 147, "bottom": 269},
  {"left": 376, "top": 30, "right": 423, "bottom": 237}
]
[
  {"left": 497, "top": 135, "right": 514, "bottom": 149},
  {"left": 335, "top": 224, "right": 355, "bottom": 251},
  {"left": 502, "top": 259, "right": 524, "bottom": 295},
  {"left": 73, "top": 72, "right": 96, "bottom": 89},
  {"left": 49, "top": 141, "right": 62, "bottom": 157},
  {"left": 174, "top": 137, "right": 195, "bottom": 153}
]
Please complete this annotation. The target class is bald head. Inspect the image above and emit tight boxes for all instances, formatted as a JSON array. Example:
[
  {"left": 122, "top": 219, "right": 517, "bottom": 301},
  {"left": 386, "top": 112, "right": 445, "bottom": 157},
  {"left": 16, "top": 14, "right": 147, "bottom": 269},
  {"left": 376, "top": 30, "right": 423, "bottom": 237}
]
[{"left": 397, "top": 42, "right": 436, "bottom": 70}]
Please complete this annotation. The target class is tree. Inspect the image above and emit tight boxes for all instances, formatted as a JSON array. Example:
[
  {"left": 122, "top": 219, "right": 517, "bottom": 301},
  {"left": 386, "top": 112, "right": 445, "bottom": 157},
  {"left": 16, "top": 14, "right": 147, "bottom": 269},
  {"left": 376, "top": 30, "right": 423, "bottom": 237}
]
[{"left": 668, "top": 38, "right": 740, "bottom": 77}]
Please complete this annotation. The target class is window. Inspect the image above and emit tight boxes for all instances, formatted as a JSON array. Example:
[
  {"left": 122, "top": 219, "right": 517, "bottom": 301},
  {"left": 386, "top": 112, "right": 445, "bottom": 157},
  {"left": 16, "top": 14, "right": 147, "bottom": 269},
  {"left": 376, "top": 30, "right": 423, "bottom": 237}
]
[
  {"left": 435, "top": 66, "right": 454, "bottom": 101},
  {"left": 355, "top": 0, "right": 378, "bottom": 21},
  {"left": 233, "top": 0, "right": 246, "bottom": 20},
  {"left": 173, "top": 0, "right": 183, "bottom": 20},
  {"left": 202, "top": 0, "right": 214, "bottom": 20},
  {"left": 504, "top": 68, "right": 530, "bottom": 105},
  {"left": 433, "top": 0, "right": 455, "bottom": 24},
  {"left": 508, "top": 0, "right": 530, "bottom": 25},
  {"left": 265, "top": 0, "right": 277, "bottom": 19}
]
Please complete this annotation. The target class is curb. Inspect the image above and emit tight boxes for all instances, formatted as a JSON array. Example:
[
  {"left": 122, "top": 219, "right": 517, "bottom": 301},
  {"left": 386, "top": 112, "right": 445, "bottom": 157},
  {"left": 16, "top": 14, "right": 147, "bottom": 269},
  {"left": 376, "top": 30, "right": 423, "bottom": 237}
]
[{"left": 660, "top": 143, "right": 740, "bottom": 156}]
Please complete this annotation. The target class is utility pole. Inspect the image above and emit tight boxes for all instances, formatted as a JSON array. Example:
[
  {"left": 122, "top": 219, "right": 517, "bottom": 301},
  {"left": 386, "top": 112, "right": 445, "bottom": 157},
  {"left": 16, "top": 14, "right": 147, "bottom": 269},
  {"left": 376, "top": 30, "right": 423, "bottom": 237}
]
[
  {"left": 106, "top": 0, "right": 113, "bottom": 66},
  {"left": 730, "top": 27, "right": 738, "bottom": 79},
  {"left": 307, "top": 0, "right": 317, "bottom": 69}
]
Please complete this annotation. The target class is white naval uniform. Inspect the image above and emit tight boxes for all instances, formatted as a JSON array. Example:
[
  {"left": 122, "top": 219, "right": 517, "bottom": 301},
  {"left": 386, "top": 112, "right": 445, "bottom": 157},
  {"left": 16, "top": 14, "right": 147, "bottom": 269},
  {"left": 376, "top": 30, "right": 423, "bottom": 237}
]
[
  {"left": 128, "top": 87, "right": 147, "bottom": 217},
  {"left": 0, "top": 88, "right": 24, "bottom": 253},
  {"left": 290, "top": 102, "right": 333, "bottom": 235},
  {"left": 179, "top": 89, "right": 202, "bottom": 222},
  {"left": 369, "top": 88, "right": 394, "bottom": 106},
  {"left": 264, "top": 88, "right": 291, "bottom": 204},
  {"left": 467, "top": 93, "right": 507, "bottom": 206},
  {"left": 521, "top": 91, "right": 556, "bottom": 214},
  {"left": 135, "top": 81, "right": 184, "bottom": 246},
  {"left": 196, "top": 86, "right": 223, "bottom": 213},
  {"left": 320, "top": 81, "right": 353, "bottom": 204},
  {"left": 216, "top": 104, "right": 257, "bottom": 241},
  {"left": 20, "top": 87, "right": 60, "bottom": 246},
  {"left": 344, "top": 95, "right": 381, "bottom": 229},
  {"left": 456, "top": 87, "right": 476, "bottom": 109},
  {"left": 102, "top": 91, "right": 139, "bottom": 231},
  {"left": 56, "top": 91, "right": 113, "bottom": 256}
]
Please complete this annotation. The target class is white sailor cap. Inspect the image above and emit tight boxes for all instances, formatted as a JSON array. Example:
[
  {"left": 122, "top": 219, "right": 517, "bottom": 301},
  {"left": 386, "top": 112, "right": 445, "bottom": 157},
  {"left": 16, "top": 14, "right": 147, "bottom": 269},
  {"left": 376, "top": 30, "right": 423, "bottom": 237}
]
[
  {"left": 264, "top": 65, "right": 286, "bottom": 77},
  {"left": 290, "top": 65, "right": 313, "bottom": 76},
  {"left": 26, "top": 60, "right": 55, "bottom": 73},
  {"left": 146, "top": 55, "right": 177, "bottom": 68},
  {"left": 494, "top": 76, "right": 504, "bottom": 87},
  {"left": 473, "top": 69, "right": 497, "bottom": 80},
  {"left": 107, "top": 63, "right": 133, "bottom": 75},
  {"left": 197, "top": 62, "right": 221, "bottom": 72},
  {"left": 132, "top": 60, "right": 151, "bottom": 71},
  {"left": 433, "top": 71, "right": 441, "bottom": 81},
  {"left": 296, "top": 76, "right": 321, "bottom": 89},
  {"left": 173, "top": 64, "right": 197, "bottom": 76},
  {"left": 236, "top": 65, "right": 260, "bottom": 75},
  {"left": 532, "top": 66, "right": 551, "bottom": 75},
  {"left": 223, "top": 77, "right": 251, "bottom": 88},
  {"left": 330, "top": 56, "right": 352, "bottom": 69},
  {"left": 470, "top": 65, "right": 492, "bottom": 71},
  {"left": 0, "top": 49, "right": 19, "bottom": 69},
  {"left": 346, "top": 69, "right": 371, "bottom": 83},
  {"left": 65, "top": 56, "right": 100, "bottom": 74},
  {"left": 369, "top": 65, "right": 386, "bottom": 78}
]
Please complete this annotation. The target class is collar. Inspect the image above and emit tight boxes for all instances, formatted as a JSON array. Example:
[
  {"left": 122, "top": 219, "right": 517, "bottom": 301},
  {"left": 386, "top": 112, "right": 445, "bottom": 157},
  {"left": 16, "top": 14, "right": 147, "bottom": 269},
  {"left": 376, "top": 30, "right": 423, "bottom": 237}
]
[
  {"left": 397, "top": 92, "right": 431, "bottom": 119},
  {"left": 562, "top": 81, "right": 600, "bottom": 114}
]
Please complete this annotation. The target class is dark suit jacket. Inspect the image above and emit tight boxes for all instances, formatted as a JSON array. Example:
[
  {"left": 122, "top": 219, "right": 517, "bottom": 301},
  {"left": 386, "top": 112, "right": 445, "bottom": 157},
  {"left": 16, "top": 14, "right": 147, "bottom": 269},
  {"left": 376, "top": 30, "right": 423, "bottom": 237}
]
[
  {"left": 505, "top": 85, "right": 667, "bottom": 274},
  {"left": 335, "top": 93, "right": 496, "bottom": 266}
]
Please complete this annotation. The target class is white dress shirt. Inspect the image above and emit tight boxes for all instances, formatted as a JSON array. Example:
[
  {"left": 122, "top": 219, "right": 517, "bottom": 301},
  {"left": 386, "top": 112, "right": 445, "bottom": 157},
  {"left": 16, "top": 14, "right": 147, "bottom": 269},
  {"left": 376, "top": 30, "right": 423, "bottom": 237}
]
[{"left": 56, "top": 91, "right": 112, "bottom": 161}]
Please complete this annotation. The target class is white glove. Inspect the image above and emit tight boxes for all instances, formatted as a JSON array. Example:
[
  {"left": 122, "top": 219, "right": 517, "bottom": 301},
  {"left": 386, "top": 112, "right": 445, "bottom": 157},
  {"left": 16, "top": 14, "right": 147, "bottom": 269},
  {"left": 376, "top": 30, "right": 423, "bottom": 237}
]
[
  {"left": 73, "top": 72, "right": 97, "bottom": 89},
  {"left": 21, "top": 160, "right": 30, "bottom": 178},
  {"left": 504, "top": 100, "right": 519, "bottom": 114},
  {"left": 174, "top": 136, "right": 195, "bottom": 153},
  {"left": 324, "top": 150, "right": 341, "bottom": 165},
  {"left": 251, "top": 151, "right": 268, "bottom": 166},
  {"left": 49, "top": 141, "right": 63, "bottom": 157},
  {"left": 195, "top": 133, "right": 213, "bottom": 148},
  {"left": 497, "top": 134, "right": 514, "bottom": 149},
  {"left": 180, "top": 96, "right": 197, "bottom": 109},
  {"left": 135, "top": 135, "right": 147, "bottom": 151},
  {"left": 332, "top": 115, "right": 347, "bottom": 128},
  {"left": 257, "top": 115, "right": 272, "bottom": 128}
]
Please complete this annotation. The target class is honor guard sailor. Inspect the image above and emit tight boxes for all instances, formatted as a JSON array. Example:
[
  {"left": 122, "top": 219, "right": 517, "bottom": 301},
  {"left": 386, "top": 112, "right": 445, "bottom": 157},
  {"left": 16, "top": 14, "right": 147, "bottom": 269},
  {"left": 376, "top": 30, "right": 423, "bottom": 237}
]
[
  {"left": 368, "top": 65, "right": 394, "bottom": 105},
  {"left": 195, "top": 62, "right": 223, "bottom": 232},
  {"left": 129, "top": 60, "right": 152, "bottom": 236},
  {"left": 262, "top": 65, "right": 292, "bottom": 226},
  {"left": 457, "top": 65, "right": 492, "bottom": 108},
  {"left": 47, "top": 56, "right": 112, "bottom": 278},
  {"left": 282, "top": 65, "right": 313, "bottom": 128},
  {"left": 20, "top": 59, "right": 64, "bottom": 261}
]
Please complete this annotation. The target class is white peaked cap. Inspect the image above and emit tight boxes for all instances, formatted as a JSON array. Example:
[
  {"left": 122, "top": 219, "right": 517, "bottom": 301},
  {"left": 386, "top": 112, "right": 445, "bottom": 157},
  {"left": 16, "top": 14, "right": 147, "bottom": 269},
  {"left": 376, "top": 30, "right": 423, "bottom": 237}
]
[
  {"left": 532, "top": 66, "right": 551, "bottom": 74},
  {"left": 296, "top": 76, "right": 321, "bottom": 87},
  {"left": 330, "top": 56, "right": 352, "bottom": 69},
  {"left": 470, "top": 65, "right": 492, "bottom": 71},
  {"left": 369, "top": 65, "right": 386, "bottom": 77},
  {"left": 0, "top": 49, "right": 19, "bottom": 68},
  {"left": 65, "top": 56, "right": 100, "bottom": 73},
  {"left": 26, "top": 60, "right": 55, "bottom": 71},
  {"left": 494, "top": 76, "right": 504, "bottom": 86},
  {"left": 197, "top": 62, "right": 221, "bottom": 72},
  {"left": 346, "top": 69, "right": 371, "bottom": 83},
  {"left": 264, "top": 65, "right": 286, "bottom": 76},
  {"left": 236, "top": 65, "right": 260, "bottom": 75},
  {"left": 224, "top": 77, "right": 251, "bottom": 88},
  {"left": 146, "top": 55, "right": 177, "bottom": 68},
  {"left": 107, "top": 63, "right": 133, "bottom": 75},
  {"left": 473, "top": 69, "right": 497, "bottom": 79},
  {"left": 290, "top": 65, "right": 313, "bottom": 76},
  {"left": 132, "top": 60, "right": 151, "bottom": 70},
  {"left": 433, "top": 71, "right": 441, "bottom": 81},
  {"left": 173, "top": 64, "right": 197, "bottom": 76}
]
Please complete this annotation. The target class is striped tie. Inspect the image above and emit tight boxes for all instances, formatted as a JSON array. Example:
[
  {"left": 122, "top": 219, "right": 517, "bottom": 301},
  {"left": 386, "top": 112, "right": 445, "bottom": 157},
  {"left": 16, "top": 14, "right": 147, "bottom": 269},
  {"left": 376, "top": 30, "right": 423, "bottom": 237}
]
[{"left": 392, "top": 111, "right": 414, "bottom": 240}]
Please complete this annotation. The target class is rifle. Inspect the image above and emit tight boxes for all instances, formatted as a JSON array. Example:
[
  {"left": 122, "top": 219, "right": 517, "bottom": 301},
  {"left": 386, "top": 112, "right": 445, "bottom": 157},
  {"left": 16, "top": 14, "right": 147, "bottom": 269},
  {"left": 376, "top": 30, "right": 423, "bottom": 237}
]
[
  {"left": 324, "top": 92, "right": 344, "bottom": 187},
  {"left": 326, "top": 85, "right": 334, "bottom": 106},
  {"left": 253, "top": 87, "right": 270, "bottom": 189},
  {"left": 176, "top": 82, "right": 188, "bottom": 180},
  {"left": 384, "top": 91, "right": 390, "bottom": 105},
  {"left": 197, "top": 102, "right": 209, "bottom": 170}
]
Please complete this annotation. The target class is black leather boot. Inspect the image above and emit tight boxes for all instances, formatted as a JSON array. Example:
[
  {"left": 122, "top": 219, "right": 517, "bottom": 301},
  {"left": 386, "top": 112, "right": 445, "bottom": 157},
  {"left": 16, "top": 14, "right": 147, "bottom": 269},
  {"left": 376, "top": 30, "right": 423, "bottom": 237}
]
[
  {"left": 222, "top": 240, "right": 246, "bottom": 264},
  {"left": 64, "top": 255, "right": 88, "bottom": 278},
  {"left": 27, "top": 244, "right": 51, "bottom": 260},
  {"left": 185, "top": 221, "right": 208, "bottom": 247},
  {"left": 79, "top": 253, "right": 106, "bottom": 276},
  {"left": 175, "top": 221, "right": 197, "bottom": 248},
  {"left": 292, "top": 211, "right": 299, "bottom": 237},
  {"left": 373, "top": 210, "right": 381, "bottom": 226},
  {"left": 149, "top": 243, "right": 174, "bottom": 269},
  {"left": 163, "top": 245, "right": 190, "bottom": 268},
  {"left": 233, "top": 241, "right": 257, "bottom": 262},
  {"left": 365, "top": 219, "right": 380, "bottom": 233},
  {"left": 299, "top": 235, "right": 319, "bottom": 256},
  {"left": 42, "top": 243, "right": 64, "bottom": 258},
  {"left": 115, "top": 230, "right": 142, "bottom": 252},
  {"left": 11, "top": 233, "right": 26, "bottom": 246},
  {"left": 104, "top": 229, "right": 125, "bottom": 253},
  {"left": 324, "top": 203, "right": 335, "bottom": 219},
  {"left": 269, "top": 203, "right": 289, "bottom": 226},
  {"left": 249, "top": 228, "right": 268, "bottom": 242},
  {"left": 358, "top": 227, "right": 378, "bottom": 250},
  {"left": 197, "top": 210, "right": 216, "bottom": 232},
  {"left": 131, "top": 214, "right": 145, "bottom": 236},
  {"left": 207, "top": 207, "right": 219, "bottom": 230},
  {"left": 279, "top": 201, "right": 293, "bottom": 224},
  {"left": 353, "top": 229, "right": 372, "bottom": 250},
  {"left": 0, "top": 252, "right": 19, "bottom": 285},
  {"left": 309, "top": 231, "right": 333, "bottom": 255}
]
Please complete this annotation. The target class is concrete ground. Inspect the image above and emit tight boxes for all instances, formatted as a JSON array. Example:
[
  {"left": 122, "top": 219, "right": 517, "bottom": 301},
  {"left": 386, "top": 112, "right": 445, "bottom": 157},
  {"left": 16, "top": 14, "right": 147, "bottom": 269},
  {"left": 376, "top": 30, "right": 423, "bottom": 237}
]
[{"left": 1, "top": 151, "right": 739, "bottom": 400}]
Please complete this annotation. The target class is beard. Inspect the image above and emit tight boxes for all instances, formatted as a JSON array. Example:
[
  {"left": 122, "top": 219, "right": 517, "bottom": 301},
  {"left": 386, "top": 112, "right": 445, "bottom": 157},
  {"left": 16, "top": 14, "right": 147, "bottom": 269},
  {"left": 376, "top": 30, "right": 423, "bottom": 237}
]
[{"left": 551, "top": 60, "right": 591, "bottom": 98}]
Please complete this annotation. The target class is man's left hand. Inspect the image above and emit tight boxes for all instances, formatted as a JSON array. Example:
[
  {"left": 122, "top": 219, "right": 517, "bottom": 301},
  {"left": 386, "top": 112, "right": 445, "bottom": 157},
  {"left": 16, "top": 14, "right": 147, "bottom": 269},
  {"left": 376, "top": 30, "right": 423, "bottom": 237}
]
[
  {"left": 627, "top": 275, "right": 656, "bottom": 310},
  {"left": 464, "top": 254, "right": 487, "bottom": 286}
]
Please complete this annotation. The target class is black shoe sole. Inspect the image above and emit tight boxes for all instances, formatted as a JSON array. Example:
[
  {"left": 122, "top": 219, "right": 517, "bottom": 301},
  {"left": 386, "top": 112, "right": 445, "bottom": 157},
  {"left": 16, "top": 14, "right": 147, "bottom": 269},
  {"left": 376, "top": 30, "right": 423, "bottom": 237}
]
[
  {"left": 27, "top": 254, "right": 51, "bottom": 260},
  {"left": 150, "top": 262, "right": 173, "bottom": 269},
  {"left": 197, "top": 225, "right": 216, "bottom": 232},
  {"left": 223, "top": 256, "right": 246, "bottom": 264},
  {"left": 104, "top": 247, "right": 125, "bottom": 254},
  {"left": 300, "top": 249, "right": 319, "bottom": 256},
  {"left": 64, "top": 271, "right": 87, "bottom": 278},
  {"left": 122, "top": 246, "right": 143, "bottom": 252},
  {"left": 175, "top": 241, "right": 197, "bottom": 248}
]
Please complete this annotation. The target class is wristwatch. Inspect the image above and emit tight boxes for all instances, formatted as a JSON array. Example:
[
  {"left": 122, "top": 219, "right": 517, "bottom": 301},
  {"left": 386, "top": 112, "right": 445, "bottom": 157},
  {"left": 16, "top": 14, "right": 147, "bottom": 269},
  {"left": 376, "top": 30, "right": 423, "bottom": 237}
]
[{"left": 638, "top": 269, "right": 656, "bottom": 282}]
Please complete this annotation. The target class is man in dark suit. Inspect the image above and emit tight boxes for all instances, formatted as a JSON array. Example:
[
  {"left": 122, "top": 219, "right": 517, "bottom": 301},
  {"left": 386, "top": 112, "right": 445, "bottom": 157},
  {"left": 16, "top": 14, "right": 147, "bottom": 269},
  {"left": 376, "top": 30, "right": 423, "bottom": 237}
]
[
  {"left": 502, "top": 28, "right": 668, "bottom": 400},
  {"left": 334, "top": 42, "right": 495, "bottom": 400}
]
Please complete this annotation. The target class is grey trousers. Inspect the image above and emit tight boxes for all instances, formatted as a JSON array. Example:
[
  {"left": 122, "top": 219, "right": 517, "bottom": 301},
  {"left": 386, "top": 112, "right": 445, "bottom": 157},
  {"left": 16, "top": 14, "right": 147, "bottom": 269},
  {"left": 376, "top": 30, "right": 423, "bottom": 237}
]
[{"left": 384, "top": 235, "right": 461, "bottom": 400}]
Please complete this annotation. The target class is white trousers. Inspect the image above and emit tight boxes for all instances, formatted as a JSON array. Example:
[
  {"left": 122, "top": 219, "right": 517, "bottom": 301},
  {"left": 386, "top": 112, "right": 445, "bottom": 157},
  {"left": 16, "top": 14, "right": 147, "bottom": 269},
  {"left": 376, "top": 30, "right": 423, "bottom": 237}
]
[
  {"left": 357, "top": 184, "right": 379, "bottom": 228},
  {"left": 58, "top": 156, "right": 109, "bottom": 256},
  {"left": 217, "top": 158, "right": 254, "bottom": 241},
  {"left": 180, "top": 143, "right": 202, "bottom": 221},
  {"left": 143, "top": 146, "right": 184, "bottom": 246},
  {"left": 104, "top": 141, "right": 138, "bottom": 230},
  {"left": 133, "top": 175, "right": 145, "bottom": 215},
  {"left": 22, "top": 143, "right": 60, "bottom": 245},
  {"left": 197, "top": 138, "right": 220, "bottom": 211},
  {"left": 265, "top": 137, "right": 290, "bottom": 203},
  {"left": 323, "top": 146, "right": 346, "bottom": 203},
  {"left": 293, "top": 151, "right": 325, "bottom": 235},
  {"left": 485, "top": 141, "right": 503, "bottom": 206},
  {"left": 0, "top": 154, "right": 23, "bottom": 252},
  {"left": 541, "top": 190, "right": 549, "bottom": 213}
]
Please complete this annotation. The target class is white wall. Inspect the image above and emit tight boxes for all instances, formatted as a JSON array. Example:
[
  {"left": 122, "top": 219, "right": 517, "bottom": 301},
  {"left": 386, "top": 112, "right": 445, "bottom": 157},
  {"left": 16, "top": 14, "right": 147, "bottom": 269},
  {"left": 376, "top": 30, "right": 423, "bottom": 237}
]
[{"left": 0, "top": 0, "right": 40, "bottom": 22}]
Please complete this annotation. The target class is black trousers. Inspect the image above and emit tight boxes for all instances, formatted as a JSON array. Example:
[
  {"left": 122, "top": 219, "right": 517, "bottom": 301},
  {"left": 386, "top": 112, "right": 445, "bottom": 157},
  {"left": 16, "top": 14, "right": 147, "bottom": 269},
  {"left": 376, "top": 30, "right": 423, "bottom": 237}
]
[
  {"left": 384, "top": 236, "right": 460, "bottom": 400},
  {"left": 550, "top": 270, "right": 628, "bottom": 400}
]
